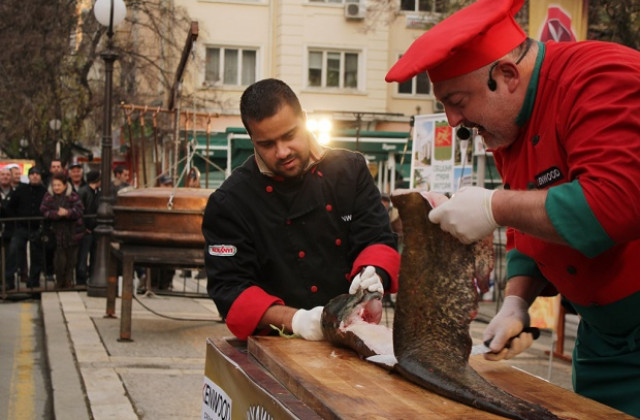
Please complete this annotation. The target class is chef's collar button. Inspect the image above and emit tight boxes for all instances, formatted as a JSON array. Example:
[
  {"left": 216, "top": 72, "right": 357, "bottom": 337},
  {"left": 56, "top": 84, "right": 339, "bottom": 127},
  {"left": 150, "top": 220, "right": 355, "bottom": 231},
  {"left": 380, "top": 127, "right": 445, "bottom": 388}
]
[
  {"left": 335, "top": 238, "right": 342, "bottom": 246},
  {"left": 531, "top": 135, "right": 540, "bottom": 146},
  {"left": 298, "top": 251, "right": 306, "bottom": 259},
  {"left": 326, "top": 204, "right": 333, "bottom": 212},
  {"left": 310, "top": 285, "right": 318, "bottom": 293},
  {"left": 266, "top": 185, "right": 273, "bottom": 193}
]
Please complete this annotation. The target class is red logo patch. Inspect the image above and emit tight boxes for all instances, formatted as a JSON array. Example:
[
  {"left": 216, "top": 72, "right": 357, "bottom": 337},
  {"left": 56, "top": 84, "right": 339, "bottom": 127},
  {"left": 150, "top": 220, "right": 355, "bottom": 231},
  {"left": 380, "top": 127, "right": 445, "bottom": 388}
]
[{"left": 208, "top": 244, "right": 237, "bottom": 256}]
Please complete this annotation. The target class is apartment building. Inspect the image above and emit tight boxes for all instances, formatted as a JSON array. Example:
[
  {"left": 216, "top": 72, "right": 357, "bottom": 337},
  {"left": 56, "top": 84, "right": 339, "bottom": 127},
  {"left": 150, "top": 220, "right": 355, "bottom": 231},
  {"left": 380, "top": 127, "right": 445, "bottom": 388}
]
[{"left": 128, "top": 0, "right": 448, "bottom": 189}]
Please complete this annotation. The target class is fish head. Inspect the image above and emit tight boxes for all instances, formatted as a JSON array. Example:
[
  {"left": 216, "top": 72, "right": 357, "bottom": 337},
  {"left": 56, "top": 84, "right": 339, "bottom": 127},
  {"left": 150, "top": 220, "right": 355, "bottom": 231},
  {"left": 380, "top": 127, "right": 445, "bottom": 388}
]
[{"left": 322, "top": 289, "right": 384, "bottom": 333}]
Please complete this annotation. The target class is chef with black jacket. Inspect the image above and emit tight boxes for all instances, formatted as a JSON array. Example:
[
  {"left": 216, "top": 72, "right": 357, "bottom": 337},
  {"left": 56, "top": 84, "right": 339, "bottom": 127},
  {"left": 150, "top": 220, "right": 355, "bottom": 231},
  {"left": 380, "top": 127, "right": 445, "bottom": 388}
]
[{"left": 202, "top": 79, "right": 400, "bottom": 341}]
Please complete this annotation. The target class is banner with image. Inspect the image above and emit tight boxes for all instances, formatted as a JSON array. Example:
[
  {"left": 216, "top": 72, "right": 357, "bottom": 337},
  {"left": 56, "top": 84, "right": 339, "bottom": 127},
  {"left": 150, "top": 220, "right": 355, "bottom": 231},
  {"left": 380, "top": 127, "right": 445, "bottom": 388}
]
[{"left": 410, "top": 114, "right": 472, "bottom": 193}]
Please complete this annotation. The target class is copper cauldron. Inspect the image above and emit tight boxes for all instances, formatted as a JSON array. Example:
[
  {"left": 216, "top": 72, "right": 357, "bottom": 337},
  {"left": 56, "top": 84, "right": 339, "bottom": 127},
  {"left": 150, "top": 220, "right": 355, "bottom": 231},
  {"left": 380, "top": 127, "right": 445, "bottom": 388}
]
[{"left": 113, "top": 187, "right": 213, "bottom": 247}]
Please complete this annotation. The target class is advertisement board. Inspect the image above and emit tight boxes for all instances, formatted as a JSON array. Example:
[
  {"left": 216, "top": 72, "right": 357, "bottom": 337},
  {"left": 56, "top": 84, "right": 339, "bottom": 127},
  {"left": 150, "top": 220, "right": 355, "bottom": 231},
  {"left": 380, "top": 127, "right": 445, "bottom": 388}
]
[
  {"left": 410, "top": 114, "right": 472, "bottom": 193},
  {"left": 202, "top": 338, "right": 320, "bottom": 420}
]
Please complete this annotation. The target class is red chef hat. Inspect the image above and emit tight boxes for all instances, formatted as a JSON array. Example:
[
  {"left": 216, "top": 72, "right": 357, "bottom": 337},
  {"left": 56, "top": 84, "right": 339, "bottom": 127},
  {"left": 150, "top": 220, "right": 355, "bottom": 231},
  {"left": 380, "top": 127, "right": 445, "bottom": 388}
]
[{"left": 386, "top": 0, "right": 526, "bottom": 83}]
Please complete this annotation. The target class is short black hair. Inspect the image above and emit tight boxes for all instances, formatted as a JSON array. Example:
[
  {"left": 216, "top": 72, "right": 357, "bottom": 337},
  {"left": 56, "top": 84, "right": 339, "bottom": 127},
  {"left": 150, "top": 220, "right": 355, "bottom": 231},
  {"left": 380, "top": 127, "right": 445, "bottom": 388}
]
[
  {"left": 52, "top": 172, "right": 68, "bottom": 184},
  {"left": 240, "top": 78, "right": 303, "bottom": 136},
  {"left": 113, "top": 164, "right": 127, "bottom": 176},
  {"left": 86, "top": 170, "right": 101, "bottom": 184}
]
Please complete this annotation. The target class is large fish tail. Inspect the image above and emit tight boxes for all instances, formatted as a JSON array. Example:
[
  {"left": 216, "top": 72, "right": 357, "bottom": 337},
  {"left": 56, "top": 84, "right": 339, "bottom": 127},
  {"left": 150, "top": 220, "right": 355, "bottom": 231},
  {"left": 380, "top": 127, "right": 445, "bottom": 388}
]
[{"left": 396, "top": 359, "right": 561, "bottom": 420}]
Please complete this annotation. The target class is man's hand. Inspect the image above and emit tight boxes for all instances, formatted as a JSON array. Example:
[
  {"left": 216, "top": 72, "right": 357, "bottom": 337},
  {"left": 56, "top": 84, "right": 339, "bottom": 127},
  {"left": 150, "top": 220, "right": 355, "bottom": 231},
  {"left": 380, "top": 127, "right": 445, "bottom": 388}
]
[
  {"left": 428, "top": 186, "right": 499, "bottom": 244},
  {"left": 349, "top": 266, "right": 383, "bottom": 295},
  {"left": 291, "top": 306, "right": 324, "bottom": 341},
  {"left": 482, "top": 295, "right": 534, "bottom": 361}
]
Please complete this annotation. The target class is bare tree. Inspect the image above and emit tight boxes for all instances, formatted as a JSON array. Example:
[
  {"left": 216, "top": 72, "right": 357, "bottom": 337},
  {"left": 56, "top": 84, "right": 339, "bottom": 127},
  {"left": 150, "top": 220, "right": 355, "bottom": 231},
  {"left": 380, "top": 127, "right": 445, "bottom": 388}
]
[
  {"left": 588, "top": 0, "right": 640, "bottom": 49},
  {"left": 364, "top": 0, "right": 637, "bottom": 49},
  {"left": 0, "top": 0, "right": 197, "bottom": 169}
]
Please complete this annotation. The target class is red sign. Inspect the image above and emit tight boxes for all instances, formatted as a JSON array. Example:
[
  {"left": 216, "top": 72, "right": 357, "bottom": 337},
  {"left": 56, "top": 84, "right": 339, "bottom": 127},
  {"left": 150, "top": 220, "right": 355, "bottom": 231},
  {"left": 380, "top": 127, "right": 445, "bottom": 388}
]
[{"left": 539, "top": 6, "right": 576, "bottom": 42}]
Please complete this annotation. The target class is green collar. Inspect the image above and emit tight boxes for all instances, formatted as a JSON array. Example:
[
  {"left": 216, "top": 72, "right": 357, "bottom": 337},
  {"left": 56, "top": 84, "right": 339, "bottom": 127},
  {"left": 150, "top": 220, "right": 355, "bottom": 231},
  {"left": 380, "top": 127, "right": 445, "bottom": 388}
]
[{"left": 515, "top": 41, "right": 546, "bottom": 127}]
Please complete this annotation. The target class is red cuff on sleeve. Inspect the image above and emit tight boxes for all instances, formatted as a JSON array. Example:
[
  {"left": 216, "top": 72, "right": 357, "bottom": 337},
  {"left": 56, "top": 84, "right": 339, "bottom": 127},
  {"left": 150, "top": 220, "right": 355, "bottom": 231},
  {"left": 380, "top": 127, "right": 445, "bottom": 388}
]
[
  {"left": 226, "top": 286, "right": 284, "bottom": 340},
  {"left": 350, "top": 244, "right": 401, "bottom": 293}
]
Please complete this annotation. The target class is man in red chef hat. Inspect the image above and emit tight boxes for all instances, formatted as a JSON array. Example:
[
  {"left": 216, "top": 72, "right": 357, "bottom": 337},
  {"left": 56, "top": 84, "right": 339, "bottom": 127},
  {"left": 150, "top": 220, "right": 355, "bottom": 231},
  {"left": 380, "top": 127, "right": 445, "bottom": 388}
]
[{"left": 386, "top": 0, "right": 640, "bottom": 416}]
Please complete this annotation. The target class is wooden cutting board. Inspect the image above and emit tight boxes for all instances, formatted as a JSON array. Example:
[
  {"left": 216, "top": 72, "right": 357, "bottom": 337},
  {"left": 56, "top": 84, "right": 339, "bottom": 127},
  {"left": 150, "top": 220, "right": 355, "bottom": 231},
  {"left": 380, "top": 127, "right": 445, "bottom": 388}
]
[{"left": 248, "top": 336, "right": 634, "bottom": 420}]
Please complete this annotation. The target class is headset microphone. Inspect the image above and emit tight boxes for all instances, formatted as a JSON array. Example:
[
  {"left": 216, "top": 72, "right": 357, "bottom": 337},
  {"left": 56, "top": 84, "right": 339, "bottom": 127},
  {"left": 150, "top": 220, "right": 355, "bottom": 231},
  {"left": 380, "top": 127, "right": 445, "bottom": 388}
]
[{"left": 488, "top": 78, "right": 497, "bottom": 91}]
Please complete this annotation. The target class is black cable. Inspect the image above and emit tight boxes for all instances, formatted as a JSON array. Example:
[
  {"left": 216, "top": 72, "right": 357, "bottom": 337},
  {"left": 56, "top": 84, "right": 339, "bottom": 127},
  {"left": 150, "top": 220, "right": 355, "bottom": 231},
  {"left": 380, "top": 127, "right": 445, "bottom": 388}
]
[
  {"left": 488, "top": 38, "right": 532, "bottom": 92},
  {"left": 133, "top": 294, "right": 224, "bottom": 323}
]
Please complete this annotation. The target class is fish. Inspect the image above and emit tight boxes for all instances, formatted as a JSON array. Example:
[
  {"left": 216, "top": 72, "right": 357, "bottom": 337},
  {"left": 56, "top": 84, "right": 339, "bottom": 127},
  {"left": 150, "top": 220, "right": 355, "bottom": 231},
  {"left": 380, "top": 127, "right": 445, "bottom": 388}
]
[
  {"left": 321, "top": 191, "right": 562, "bottom": 420},
  {"left": 321, "top": 288, "right": 392, "bottom": 359}
]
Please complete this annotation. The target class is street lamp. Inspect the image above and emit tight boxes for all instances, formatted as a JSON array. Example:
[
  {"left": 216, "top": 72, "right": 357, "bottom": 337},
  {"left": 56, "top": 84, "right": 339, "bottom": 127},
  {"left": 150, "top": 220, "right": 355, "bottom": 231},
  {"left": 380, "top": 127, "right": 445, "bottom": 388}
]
[
  {"left": 49, "top": 118, "right": 62, "bottom": 158},
  {"left": 90, "top": 0, "right": 127, "bottom": 297},
  {"left": 19, "top": 138, "right": 29, "bottom": 158}
]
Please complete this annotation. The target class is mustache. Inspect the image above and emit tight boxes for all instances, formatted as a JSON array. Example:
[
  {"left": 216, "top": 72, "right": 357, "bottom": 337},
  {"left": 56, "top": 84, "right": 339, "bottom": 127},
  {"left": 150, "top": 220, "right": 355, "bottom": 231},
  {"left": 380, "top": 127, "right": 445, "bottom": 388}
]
[
  {"left": 462, "top": 122, "right": 480, "bottom": 129},
  {"left": 277, "top": 154, "right": 296, "bottom": 165}
]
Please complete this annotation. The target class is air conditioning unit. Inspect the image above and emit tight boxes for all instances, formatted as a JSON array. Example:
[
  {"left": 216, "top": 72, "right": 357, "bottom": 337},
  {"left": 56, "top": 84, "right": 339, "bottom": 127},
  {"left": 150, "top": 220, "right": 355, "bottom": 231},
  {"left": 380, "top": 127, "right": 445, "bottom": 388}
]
[
  {"left": 434, "top": 101, "right": 445, "bottom": 113},
  {"left": 345, "top": 0, "right": 365, "bottom": 20}
]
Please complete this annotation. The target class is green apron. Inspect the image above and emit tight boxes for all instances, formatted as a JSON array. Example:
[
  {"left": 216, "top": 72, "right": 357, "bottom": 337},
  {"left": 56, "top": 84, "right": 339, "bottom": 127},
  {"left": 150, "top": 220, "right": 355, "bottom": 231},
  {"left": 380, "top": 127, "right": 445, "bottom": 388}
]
[{"left": 570, "top": 290, "right": 640, "bottom": 417}]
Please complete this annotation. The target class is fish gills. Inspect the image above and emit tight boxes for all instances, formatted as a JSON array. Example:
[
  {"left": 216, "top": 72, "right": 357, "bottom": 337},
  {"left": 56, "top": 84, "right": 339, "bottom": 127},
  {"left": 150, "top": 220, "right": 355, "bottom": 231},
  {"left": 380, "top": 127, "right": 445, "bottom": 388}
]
[
  {"left": 322, "top": 290, "right": 392, "bottom": 359},
  {"left": 391, "top": 191, "right": 561, "bottom": 420}
]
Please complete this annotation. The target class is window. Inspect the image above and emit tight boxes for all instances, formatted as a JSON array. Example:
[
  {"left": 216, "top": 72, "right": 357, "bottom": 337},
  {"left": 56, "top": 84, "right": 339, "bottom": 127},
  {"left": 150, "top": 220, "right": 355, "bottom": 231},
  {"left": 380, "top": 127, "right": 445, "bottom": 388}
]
[
  {"left": 308, "top": 50, "right": 360, "bottom": 89},
  {"left": 397, "top": 55, "right": 431, "bottom": 95},
  {"left": 205, "top": 47, "right": 257, "bottom": 86},
  {"left": 400, "top": 0, "right": 447, "bottom": 13}
]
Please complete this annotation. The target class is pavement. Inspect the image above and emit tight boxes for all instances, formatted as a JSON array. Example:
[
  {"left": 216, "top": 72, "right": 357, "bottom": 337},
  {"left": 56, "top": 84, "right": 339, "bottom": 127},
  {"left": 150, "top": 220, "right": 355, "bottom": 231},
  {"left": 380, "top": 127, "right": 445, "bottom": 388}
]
[{"left": 41, "top": 283, "right": 579, "bottom": 419}]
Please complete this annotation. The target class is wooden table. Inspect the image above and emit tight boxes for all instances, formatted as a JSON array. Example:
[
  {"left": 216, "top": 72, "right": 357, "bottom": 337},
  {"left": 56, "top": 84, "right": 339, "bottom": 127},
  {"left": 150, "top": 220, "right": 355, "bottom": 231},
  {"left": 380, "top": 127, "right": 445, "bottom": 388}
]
[
  {"left": 207, "top": 336, "right": 633, "bottom": 419},
  {"left": 106, "top": 243, "right": 203, "bottom": 341}
]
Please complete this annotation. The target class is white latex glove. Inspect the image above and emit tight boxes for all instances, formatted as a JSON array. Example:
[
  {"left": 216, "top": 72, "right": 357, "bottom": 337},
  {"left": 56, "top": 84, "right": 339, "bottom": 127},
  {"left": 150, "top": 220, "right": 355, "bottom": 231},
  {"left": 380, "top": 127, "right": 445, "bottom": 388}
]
[
  {"left": 482, "top": 295, "right": 533, "bottom": 361},
  {"left": 291, "top": 306, "right": 324, "bottom": 341},
  {"left": 428, "top": 186, "right": 499, "bottom": 244},
  {"left": 349, "top": 266, "right": 383, "bottom": 295}
]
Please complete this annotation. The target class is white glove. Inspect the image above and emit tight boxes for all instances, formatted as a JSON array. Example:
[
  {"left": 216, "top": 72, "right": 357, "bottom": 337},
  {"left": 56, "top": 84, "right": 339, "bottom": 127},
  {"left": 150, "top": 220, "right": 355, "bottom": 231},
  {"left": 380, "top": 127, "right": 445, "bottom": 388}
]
[
  {"left": 291, "top": 306, "right": 324, "bottom": 341},
  {"left": 482, "top": 295, "right": 533, "bottom": 361},
  {"left": 349, "top": 266, "right": 383, "bottom": 295},
  {"left": 428, "top": 186, "right": 499, "bottom": 244}
]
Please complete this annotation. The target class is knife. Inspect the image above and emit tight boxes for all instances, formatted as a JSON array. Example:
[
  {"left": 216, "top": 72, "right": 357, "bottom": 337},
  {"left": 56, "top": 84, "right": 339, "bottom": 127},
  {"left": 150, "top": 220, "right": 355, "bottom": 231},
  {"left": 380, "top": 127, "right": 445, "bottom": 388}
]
[{"left": 471, "top": 327, "right": 540, "bottom": 356}]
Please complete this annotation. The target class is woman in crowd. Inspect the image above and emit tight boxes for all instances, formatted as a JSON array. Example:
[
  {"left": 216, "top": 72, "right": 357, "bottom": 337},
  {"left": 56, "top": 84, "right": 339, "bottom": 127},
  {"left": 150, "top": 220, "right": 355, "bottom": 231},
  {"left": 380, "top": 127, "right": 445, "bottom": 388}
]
[{"left": 40, "top": 173, "right": 85, "bottom": 288}]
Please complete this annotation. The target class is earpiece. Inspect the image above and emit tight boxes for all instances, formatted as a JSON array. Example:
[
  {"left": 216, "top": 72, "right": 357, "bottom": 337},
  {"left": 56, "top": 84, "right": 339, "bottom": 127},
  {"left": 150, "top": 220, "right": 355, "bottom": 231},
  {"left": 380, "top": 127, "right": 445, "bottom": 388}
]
[
  {"left": 487, "top": 77, "right": 497, "bottom": 91},
  {"left": 487, "top": 62, "right": 498, "bottom": 91}
]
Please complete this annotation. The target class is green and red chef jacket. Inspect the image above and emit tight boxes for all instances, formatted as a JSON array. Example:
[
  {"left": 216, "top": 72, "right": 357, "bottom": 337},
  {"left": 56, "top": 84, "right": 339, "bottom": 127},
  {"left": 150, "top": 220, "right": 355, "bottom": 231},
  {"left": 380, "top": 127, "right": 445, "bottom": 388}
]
[
  {"left": 493, "top": 40, "right": 640, "bottom": 417},
  {"left": 202, "top": 149, "right": 400, "bottom": 341}
]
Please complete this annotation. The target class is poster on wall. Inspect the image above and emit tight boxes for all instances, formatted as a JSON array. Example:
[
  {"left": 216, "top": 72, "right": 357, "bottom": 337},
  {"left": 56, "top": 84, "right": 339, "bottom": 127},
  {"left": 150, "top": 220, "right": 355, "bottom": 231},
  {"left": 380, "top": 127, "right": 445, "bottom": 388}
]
[
  {"left": 529, "top": 0, "right": 587, "bottom": 42},
  {"left": 410, "top": 114, "right": 472, "bottom": 193}
]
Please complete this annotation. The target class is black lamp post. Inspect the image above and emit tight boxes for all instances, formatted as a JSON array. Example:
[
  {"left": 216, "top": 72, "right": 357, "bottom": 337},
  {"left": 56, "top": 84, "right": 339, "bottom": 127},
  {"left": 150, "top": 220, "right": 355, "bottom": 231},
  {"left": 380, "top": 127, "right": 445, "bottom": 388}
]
[{"left": 90, "top": 0, "right": 127, "bottom": 297}]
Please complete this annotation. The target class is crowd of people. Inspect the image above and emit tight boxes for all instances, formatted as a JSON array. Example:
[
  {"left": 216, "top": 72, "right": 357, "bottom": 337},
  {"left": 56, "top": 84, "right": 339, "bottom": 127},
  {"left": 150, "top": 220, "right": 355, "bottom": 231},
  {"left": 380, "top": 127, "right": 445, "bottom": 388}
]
[
  {"left": 0, "top": 160, "right": 116, "bottom": 290},
  {"left": 1, "top": 159, "right": 194, "bottom": 292}
]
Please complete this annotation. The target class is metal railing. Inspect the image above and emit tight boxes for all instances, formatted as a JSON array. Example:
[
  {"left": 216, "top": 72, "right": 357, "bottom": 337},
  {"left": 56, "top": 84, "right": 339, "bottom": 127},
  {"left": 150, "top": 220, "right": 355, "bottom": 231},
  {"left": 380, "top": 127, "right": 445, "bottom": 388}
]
[
  {"left": 1, "top": 215, "right": 84, "bottom": 297},
  {"left": 1, "top": 215, "right": 209, "bottom": 299}
]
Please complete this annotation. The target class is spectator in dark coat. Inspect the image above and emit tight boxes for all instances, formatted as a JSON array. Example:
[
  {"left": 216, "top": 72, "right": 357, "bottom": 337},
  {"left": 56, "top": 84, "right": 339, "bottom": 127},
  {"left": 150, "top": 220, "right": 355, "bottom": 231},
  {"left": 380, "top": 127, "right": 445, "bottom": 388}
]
[
  {"left": 7, "top": 167, "right": 47, "bottom": 288},
  {"left": 1, "top": 167, "right": 16, "bottom": 289},
  {"left": 68, "top": 162, "right": 86, "bottom": 193},
  {"left": 76, "top": 170, "right": 100, "bottom": 285},
  {"left": 40, "top": 173, "right": 85, "bottom": 288},
  {"left": 7, "top": 163, "right": 23, "bottom": 188}
]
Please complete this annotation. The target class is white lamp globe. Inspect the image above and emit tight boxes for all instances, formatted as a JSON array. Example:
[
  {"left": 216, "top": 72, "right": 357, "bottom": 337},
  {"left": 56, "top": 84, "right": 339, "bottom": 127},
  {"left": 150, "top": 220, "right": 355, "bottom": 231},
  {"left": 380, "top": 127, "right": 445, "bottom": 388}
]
[{"left": 94, "top": 0, "right": 127, "bottom": 28}]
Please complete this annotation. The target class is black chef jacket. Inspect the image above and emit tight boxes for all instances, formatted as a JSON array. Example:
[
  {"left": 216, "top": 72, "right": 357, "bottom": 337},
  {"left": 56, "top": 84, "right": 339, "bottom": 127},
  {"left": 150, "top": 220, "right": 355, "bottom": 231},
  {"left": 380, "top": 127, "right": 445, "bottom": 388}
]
[{"left": 202, "top": 149, "right": 400, "bottom": 339}]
